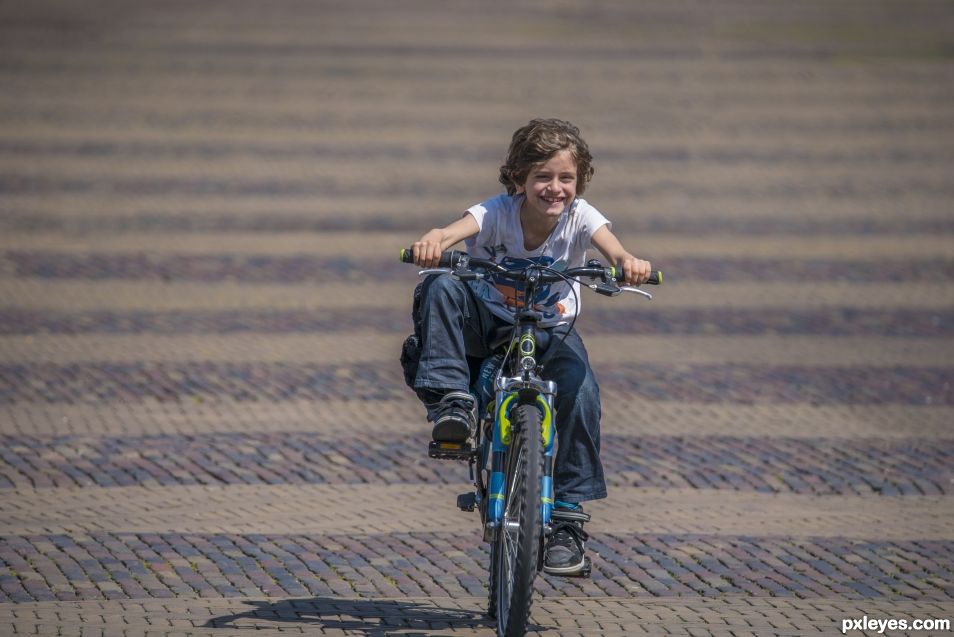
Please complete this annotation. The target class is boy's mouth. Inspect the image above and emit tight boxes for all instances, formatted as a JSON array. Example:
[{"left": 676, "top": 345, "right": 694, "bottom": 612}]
[{"left": 542, "top": 195, "right": 564, "bottom": 204}]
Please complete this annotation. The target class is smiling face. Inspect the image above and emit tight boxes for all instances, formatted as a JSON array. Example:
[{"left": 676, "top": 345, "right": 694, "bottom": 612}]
[{"left": 516, "top": 149, "right": 578, "bottom": 223}]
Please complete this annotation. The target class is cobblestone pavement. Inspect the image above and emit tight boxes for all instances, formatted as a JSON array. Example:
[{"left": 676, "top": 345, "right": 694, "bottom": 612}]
[{"left": 2, "top": 0, "right": 954, "bottom": 635}]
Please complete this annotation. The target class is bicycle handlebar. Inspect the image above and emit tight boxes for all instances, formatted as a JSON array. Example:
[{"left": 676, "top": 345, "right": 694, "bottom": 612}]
[{"left": 400, "top": 248, "right": 662, "bottom": 286}]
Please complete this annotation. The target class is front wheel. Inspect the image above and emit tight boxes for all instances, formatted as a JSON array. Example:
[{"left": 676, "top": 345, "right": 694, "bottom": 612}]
[{"left": 488, "top": 402, "right": 544, "bottom": 637}]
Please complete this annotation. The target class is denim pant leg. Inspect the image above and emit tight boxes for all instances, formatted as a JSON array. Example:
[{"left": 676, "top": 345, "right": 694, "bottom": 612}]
[
  {"left": 541, "top": 327, "right": 607, "bottom": 504},
  {"left": 413, "top": 274, "right": 496, "bottom": 396}
]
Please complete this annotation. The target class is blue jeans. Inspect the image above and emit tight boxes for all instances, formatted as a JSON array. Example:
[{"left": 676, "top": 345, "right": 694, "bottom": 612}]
[{"left": 413, "top": 274, "right": 607, "bottom": 504}]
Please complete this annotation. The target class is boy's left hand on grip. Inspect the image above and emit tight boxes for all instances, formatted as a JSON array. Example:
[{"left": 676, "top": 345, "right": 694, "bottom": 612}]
[
  {"left": 400, "top": 247, "right": 458, "bottom": 269},
  {"left": 611, "top": 267, "right": 662, "bottom": 285},
  {"left": 613, "top": 257, "right": 658, "bottom": 286}
]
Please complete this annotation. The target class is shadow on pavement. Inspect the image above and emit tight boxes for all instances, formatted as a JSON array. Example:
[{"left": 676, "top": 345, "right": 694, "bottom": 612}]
[{"left": 205, "top": 596, "right": 494, "bottom": 635}]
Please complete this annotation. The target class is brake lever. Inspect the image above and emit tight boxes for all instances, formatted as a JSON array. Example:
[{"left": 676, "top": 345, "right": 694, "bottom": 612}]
[
  {"left": 452, "top": 271, "right": 484, "bottom": 282},
  {"left": 417, "top": 268, "right": 485, "bottom": 281},
  {"left": 620, "top": 286, "right": 653, "bottom": 300},
  {"left": 588, "top": 282, "right": 621, "bottom": 297}
]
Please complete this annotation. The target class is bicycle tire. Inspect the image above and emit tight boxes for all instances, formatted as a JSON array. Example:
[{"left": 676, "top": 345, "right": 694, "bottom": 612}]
[{"left": 488, "top": 402, "right": 544, "bottom": 637}]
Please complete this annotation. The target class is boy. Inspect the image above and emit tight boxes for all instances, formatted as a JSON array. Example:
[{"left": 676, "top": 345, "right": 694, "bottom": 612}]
[{"left": 408, "top": 118, "right": 652, "bottom": 576}]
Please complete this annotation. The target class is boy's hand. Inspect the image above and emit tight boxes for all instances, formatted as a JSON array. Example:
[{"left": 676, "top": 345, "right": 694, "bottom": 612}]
[
  {"left": 590, "top": 225, "right": 652, "bottom": 286},
  {"left": 412, "top": 229, "right": 446, "bottom": 268},
  {"left": 409, "top": 215, "right": 480, "bottom": 268},
  {"left": 619, "top": 254, "right": 652, "bottom": 286}
]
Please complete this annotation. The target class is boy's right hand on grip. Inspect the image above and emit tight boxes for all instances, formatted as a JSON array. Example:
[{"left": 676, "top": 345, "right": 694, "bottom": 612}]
[
  {"left": 401, "top": 246, "right": 454, "bottom": 269},
  {"left": 407, "top": 231, "right": 446, "bottom": 268}
]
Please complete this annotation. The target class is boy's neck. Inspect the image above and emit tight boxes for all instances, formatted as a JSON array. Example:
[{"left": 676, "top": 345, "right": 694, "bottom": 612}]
[{"left": 519, "top": 200, "right": 561, "bottom": 251}]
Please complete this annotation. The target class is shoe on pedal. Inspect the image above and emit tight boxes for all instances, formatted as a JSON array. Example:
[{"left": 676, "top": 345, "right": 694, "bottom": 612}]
[
  {"left": 429, "top": 391, "right": 477, "bottom": 443},
  {"left": 544, "top": 503, "right": 591, "bottom": 576}
]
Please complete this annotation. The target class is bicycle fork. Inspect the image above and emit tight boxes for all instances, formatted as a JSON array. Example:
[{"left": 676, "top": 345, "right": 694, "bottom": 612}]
[{"left": 487, "top": 385, "right": 557, "bottom": 534}]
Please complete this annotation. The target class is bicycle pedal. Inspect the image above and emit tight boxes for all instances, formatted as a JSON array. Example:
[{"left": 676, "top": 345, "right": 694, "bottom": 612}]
[
  {"left": 456, "top": 492, "right": 477, "bottom": 512},
  {"left": 428, "top": 440, "right": 474, "bottom": 461},
  {"left": 580, "top": 556, "right": 592, "bottom": 578}
]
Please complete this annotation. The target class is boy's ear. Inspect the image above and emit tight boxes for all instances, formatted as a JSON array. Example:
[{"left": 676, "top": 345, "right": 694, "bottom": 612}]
[{"left": 515, "top": 184, "right": 525, "bottom": 194}]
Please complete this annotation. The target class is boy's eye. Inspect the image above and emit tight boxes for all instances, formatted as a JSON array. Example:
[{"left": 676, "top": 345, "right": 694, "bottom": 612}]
[{"left": 534, "top": 173, "right": 575, "bottom": 181}]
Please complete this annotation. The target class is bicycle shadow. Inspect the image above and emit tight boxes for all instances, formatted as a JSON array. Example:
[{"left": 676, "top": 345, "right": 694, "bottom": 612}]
[{"left": 204, "top": 596, "right": 497, "bottom": 635}]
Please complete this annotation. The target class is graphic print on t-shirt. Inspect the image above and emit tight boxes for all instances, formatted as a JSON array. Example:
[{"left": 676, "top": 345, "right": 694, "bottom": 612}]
[{"left": 481, "top": 255, "right": 568, "bottom": 322}]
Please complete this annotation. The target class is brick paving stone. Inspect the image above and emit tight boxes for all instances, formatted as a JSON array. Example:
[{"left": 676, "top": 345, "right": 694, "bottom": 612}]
[
  {"left": 2, "top": 232, "right": 951, "bottom": 261},
  {"left": 1, "top": 531, "right": 952, "bottom": 604},
  {"left": 8, "top": 484, "right": 952, "bottom": 541},
  {"left": 1, "top": 430, "right": 951, "bottom": 495},
  {"left": 3, "top": 398, "right": 953, "bottom": 440},
  {"left": 0, "top": 279, "right": 418, "bottom": 313},
  {"left": 3, "top": 334, "right": 952, "bottom": 369},
  {"left": 3, "top": 163, "right": 952, "bottom": 209},
  {"left": 1, "top": 596, "right": 952, "bottom": 636},
  {"left": 5, "top": 279, "right": 952, "bottom": 313},
  {"left": 9, "top": 277, "right": 950, "bottom": 321},
  {"left": 2, "top": 306, "right": 950, "bottom": 338},
  {"left": 1, "top": 361, "right": 951, "bottom": 405},
  {"left": 5, "top": 208, "right": 954, "bottom": 237},
  {"left": 7, "top": 251, "right": 954, "bottom": 284}
]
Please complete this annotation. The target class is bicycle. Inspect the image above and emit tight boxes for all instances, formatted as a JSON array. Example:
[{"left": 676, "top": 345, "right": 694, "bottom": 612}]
[{"left": 400, "top": 248, "right": 660, "bottom": 637}]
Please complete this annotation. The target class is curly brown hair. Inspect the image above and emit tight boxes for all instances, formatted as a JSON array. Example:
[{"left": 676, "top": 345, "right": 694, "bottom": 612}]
[{"left": 498, "top": 118, "right": 595, "bottom": 196}]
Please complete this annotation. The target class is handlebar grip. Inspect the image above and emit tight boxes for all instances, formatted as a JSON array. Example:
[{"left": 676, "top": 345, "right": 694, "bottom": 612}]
[
  {"left": 609, "top": 267, "right": 662, "bottom": 285},
  {"left": 399, "top": 248, "right": 460, "bottom": 268}
]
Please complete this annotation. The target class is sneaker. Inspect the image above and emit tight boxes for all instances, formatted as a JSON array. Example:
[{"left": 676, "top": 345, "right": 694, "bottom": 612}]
[
  {"left": 543, "top": 504, "right": 590, "bottom": 575},
  {"left": 430, "top": 391, "right": 477, "bottom": 443}
]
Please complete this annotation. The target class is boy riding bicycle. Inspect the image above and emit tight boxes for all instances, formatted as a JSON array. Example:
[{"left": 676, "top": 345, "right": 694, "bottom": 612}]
[{"left": 405, "top": 118, "right": 652, "bottom": 576}]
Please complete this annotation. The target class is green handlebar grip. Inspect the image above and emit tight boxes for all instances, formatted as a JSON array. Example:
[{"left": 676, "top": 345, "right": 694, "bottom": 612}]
[{"left": 612, "top": 268, "right": 663, "bottom": 285}]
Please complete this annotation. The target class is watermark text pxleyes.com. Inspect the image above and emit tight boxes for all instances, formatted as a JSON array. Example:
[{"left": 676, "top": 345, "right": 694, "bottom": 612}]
[{"left": 842, "top": 616, "right": 950, "bottom": 634}]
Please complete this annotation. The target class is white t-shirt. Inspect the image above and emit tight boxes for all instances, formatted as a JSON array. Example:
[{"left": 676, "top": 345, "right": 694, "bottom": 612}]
[{"left": 464, "top": 194, "right": 611, "bottom": 326}]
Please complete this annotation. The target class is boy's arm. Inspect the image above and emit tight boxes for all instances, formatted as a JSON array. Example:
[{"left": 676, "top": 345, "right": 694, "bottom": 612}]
[
  {"left": 591, "top": 224, "right": 652, "bottom": 286},
  {"left": 411, "top": 214, "right": 481, "bottom": 268}
]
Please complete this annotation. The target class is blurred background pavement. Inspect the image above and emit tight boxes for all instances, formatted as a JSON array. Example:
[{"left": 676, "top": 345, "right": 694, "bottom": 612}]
[{"left": 1, "top": 1, "right": 953, "bottom": 635}]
